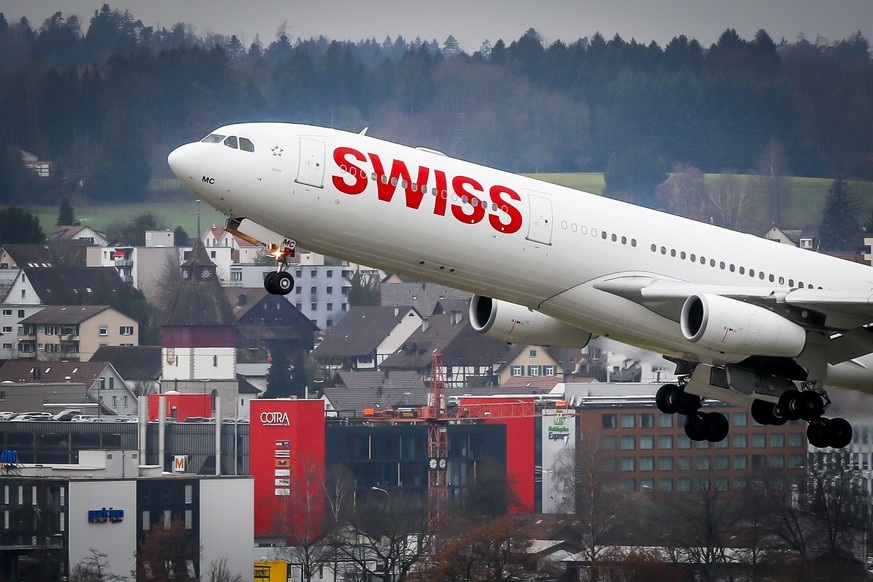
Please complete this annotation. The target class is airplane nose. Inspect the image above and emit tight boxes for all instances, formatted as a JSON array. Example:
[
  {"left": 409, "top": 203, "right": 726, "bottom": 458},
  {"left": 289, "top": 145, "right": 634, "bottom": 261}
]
[{"left": 167, "top": 143, "right": 201, "bottom": 182}]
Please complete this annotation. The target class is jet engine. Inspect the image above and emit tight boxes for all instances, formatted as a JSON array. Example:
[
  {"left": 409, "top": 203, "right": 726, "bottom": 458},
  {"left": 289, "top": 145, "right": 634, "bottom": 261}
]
[
  {"left": 469, "top": 295, "right": 593, "bottom": 348},
  {"left": 680, "top": 293, "right": 806, "bottom": 357}
]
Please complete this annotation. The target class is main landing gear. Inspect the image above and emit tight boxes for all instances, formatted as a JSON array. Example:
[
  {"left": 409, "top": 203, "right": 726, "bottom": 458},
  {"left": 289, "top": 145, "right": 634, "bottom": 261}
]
[
  {"left": 656, "top": 383, "right": 729, "bottom": 443},
  {"left": 750, "top": 386, "right": 852, "bottom": 449},
  {"left": 263, "top": 242, "right": 295, "bottom": 295},
  {"left": 656, "top": 381, "right": 853, "bottom": 449}
]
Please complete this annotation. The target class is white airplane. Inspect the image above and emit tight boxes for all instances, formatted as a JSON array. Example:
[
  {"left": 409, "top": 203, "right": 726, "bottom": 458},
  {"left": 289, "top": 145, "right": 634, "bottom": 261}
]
[{"left": 169, "top": 122, "right": 873, "bottom": 449}]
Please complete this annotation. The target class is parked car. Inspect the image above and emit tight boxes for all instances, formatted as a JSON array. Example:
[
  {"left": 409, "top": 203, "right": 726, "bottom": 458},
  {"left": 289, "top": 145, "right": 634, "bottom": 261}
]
[
  {"left": 70, "top": 415, "right": 108, "bottom": 423},
  {"left": 52, "top": 409, "right": 82, "bottom": 421},
  {"left": 11, "top": 412, "right": 53, "bottom": 422}
]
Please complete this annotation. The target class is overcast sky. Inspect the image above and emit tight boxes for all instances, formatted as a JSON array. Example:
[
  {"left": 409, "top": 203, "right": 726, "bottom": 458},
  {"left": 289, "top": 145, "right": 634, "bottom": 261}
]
[{"left": 4, "top": 0, "right": 872, "bottom": 51}]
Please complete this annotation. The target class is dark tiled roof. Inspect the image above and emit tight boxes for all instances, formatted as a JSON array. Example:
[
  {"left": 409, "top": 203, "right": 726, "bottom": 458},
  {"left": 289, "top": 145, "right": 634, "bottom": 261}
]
[
  {"left": 322, "top": 370, "right": 428, "bottom": 413},
  {"left": 0, "top": 360, "right": 112, "bottom": 385},
  {"left": 380, "top": 313, "right": 511, "bottom": 370},
  {"left": 2, "top": 241, "right": 88, "bottom": 268},
  {"left": 92, "top": 346, "right": 162, "bottom": 381},
  {"left": 21, "top": 305, "right": 110, "bottom": 325},
  {"left": 24, "top": 267, "right": 129, "bottom": 305},
  {"left": 314, "top": 306, "right": 419, "bottom": 358},
  {"left": 380, "top": 281, "right": 471, "bottom": 316}
]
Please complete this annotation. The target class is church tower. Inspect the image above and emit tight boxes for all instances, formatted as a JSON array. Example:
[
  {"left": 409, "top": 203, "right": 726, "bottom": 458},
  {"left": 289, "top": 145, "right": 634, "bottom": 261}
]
[{"left": 161, "top": 241, "right": 237, "bottom": 382}]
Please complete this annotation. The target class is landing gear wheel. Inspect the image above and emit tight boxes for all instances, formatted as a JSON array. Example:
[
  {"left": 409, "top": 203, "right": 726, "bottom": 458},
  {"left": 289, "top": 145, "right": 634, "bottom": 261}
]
[
  {"left": 656, "top": 384, "right": 681, "bottom": 414},
  {"left": 751, "top": 399, "right": 787, "bottom": 426},
  {"left": 264, "top": 271, "right": 294, "bottom": 295},
  {"left": 777, "top": 390, "right": 802, "bottom": 421},
  {"left": 797, "top": 391, "right": 825, "bottom": 422},
  {"left": 684, "top": 412, "right": 706, "bottom": 441},
  {"left": 807, "top": 420, "right": 828, "bottom": 448},
  {"left": 824, "top": 417, "right": 852, "bottom": 449},
  {"left": 703, "top": 412, "right": 729, "bottom": 443},
  {"left": 808, "top": 417, "right": 853, "bottom": 449}
]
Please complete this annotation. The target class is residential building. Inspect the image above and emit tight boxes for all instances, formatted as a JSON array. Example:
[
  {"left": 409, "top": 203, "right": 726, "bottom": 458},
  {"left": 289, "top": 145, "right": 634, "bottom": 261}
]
[
  {"left": 321, "top": 369, "right": 429, "bottom": 415},
  {"left": 92, "top": 345, "right": 163, "bottom": 396},
  {"left": 225, "top": 287, "right": 319, "bottom": 359},
  {"left": 0, "top": 360, "right": 137, "bottom": 416},
  {"left": 313, "top": 305, "right": 422, "bottom": 370},
  {"left": 498, "top": 345, "right": 566, "bottom": 386},
  {"left": 46, "top": 224, "right": 108, "bottom": 247},
  {"left": 380, "top": 309, "right": 510, "bottom": 388},
  {"left": 18, "top": 305, "right": 138, "bottom": 361},
  {"left": 0, "top": 242, "right": 88, "bottom": 270}
]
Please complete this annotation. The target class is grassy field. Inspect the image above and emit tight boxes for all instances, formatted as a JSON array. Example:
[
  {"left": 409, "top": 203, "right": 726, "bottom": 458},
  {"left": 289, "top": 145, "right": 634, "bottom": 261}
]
[{"left": 10, "top": 173, "right": 873, "bottom": 238}]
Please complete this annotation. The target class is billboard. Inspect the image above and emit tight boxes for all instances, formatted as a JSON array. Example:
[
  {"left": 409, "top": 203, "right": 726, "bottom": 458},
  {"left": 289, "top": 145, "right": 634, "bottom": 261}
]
[
  {"left": 540, "top": 409, "right": 576, "bottom": 513},
  {"left": 250, "top": 399, "right": 325, "bottom": 540}
]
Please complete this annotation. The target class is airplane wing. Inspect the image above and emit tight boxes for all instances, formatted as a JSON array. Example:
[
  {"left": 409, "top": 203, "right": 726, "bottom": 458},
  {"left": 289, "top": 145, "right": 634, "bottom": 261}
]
[{"left": 594, "top": 274, "right": 873, "bottom": 363}]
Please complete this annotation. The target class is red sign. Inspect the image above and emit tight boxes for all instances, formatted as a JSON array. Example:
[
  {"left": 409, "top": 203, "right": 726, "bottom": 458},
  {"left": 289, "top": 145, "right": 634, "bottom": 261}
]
[{"left": 250, "top": 400, "right": 325, "bottom": 541}]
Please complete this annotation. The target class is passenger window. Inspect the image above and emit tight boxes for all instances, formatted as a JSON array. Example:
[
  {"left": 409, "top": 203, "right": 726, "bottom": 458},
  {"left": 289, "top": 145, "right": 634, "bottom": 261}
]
[
  {"left": 223, "top": 136, "right": 238, "bottom": 149},
  {"left": 239, "top": 137, "right": 255, "bottom": 152}
]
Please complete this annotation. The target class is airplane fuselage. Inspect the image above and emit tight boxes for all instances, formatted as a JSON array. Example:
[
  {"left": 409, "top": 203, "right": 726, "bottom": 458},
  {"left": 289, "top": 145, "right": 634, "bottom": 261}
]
[{"left": 169, "top": 123, "right": 873, "bottom": 393}]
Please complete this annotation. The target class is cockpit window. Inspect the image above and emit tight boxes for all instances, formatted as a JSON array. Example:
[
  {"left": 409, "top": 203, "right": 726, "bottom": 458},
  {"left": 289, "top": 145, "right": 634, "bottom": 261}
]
[
  {"left": 239, "top": 137, "right": 255, "bottom": 152},
  {"left": 201, "top": 133, "right": 226, "bottom": 143},
  {"left": 224, "top": 136, "right": 239, "bottom": 149}
]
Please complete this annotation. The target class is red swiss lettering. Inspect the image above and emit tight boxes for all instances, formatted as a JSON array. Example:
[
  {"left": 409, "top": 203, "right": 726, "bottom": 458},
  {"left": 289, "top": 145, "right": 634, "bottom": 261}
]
[
  {"left": 369, "top": 153, "right": 429, "bottom": 209},
  {"left": 489, "top": 185, "right": 523, "bottom": 234},
  {"left": 332, "top": 147, "right": 367, "bottom": 195},
  {"left": 451, "top": 175, "right": 486, "bottom": 224}
]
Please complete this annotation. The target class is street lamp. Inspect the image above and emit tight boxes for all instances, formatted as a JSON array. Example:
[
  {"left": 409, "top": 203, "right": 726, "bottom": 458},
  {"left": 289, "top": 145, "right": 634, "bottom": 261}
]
[{"left": 371, "top": 486, "right": 390, "bottom": 510}]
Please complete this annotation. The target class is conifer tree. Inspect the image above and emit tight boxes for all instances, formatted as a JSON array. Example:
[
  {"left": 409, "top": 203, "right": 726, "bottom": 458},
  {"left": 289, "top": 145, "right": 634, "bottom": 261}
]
[{"left": 818, "top": 177, "right": 857, "bottom": 252}]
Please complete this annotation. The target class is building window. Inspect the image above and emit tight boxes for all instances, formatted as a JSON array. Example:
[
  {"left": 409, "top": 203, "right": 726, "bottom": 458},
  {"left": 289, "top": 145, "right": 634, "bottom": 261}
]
[
  {"left": 142, "top": 511, "right": 150, "bottom": 530},
  {"left": 715, "top": 455, "right": 730, "bottom": 470},
  {"left": 677, "top": 478, "right": 691, "bottom": 492},
  {"left": 770, "top": 433, "right": 785, "bottom": 448},
  {"left": 789, "top": 432, "right": 804, "bottom": 447},
  {"left": 640, "top": 413, "right": 654, "bottom": 428},
  {"left": 601, "top": 436, "right": 616, "bottom": 450},
  {"left": 659, "top": 435, "right": 673, "bottom": 449},
  {"left": 659, "top": 456, "right": 673, "bottom": 471},
  {"left": 733, "top": 412, "right": 748, "bottom": 427},
  {"left": 678, "top": 435, "right": 691, "bottom": 449},
  {"left": 733, "top": 434, "right": 748, "bottom": 448},
  {"left": 527, "top": 365, "right": 541, "bottom": 376},
  {"left": 788, "top": 454, "right": 804, "bottom": 468},
  {"left": 696, "top": 456, "right": 710, "bottom": 470},
  {"left": 659, "top": 414, "right": 673, "bottom": 428},
  {"left": 120, "top": 326, "right": 134, "bottom": 336},
  {"left": 602, "top": 414, "right": 616, "bottom": 429},
  {"left": 733, "top": 455, "right": 748, "bottom": 469},
  {"left": 543, "top": 365, "right": 556, "bottom": 376},
  {"left": 511, "top": 366, "right": 524, "bottom": 377},
  {"left": 640, "top": 457, "right": 654, "bottom": 471},
  {"left": 620, "top": 436, "right": 635, "bottom": 450},
  {"left": 658, "top": 479, "right": 673, "bottom": 492},
  {"left": 99, "top": 325, "right": 108, "bottom": 336},
  {"left": 185, "top": 510, "right": 193, "bottom": 529},
  {"left": 676, "top": 456, "right": 691, "bottom": 470},
  {"left": 752, "top": 434, "right": 767, "bottom": 448},
  {"left": 163, "top": 510, "right": 171, "bottom": 529},
  {"left": 620, "top": 458, "right": 635, "bottom": 471},
  {"left": 620, "top": 414, "right": 635, "bottom": 428},
  {"left": 1, "top": 309, "right": 10, "bottom": 316},
  {"left": 640, "top": 435, "right": 654, "bottom": 450}
]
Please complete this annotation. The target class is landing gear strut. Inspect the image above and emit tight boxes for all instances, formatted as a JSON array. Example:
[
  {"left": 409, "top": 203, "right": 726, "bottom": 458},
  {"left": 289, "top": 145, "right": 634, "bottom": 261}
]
[
  {"left": 752, "top": 385, "right": 852, "bottom": 449},
  {"left": 263, "top": 242, "right": 295, "bottom": 295}
]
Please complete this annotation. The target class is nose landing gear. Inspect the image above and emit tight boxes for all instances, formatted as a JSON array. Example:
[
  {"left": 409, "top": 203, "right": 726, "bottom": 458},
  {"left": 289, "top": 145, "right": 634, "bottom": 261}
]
[{"left": 263, "top": 242, "right": 296, "bottom": 295}]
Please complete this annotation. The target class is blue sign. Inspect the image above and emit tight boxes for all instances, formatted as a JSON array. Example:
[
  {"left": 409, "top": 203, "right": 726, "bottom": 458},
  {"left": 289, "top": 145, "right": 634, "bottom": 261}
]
[{"left": 88, "top": 507, "right": 124, "bottom": 523}]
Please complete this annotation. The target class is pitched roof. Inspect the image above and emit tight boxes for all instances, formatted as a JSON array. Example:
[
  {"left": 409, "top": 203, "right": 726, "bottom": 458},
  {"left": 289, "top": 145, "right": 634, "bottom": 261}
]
[
  {"left": 314, "top": 306, "right": 419, "bottom": 358},
  {"left": 0, "top": 360, "right": 113, "bottom": 385},
  {"left": 380, "top": 313, "right": 511, "bottom": 370},
  {"left": 92, "top": 346, "right": 162, "bottom": 381},
  {"left": 20, "top": 305, "right": 111, "bottom": 325},
  {"left": 23, "top": 267, "right": 129, "bottom": 305},
  {"left": 2, "top": 241, "right": 88, "bottom": 268},
  {"left": 322, "top": 370, "right": 428, "bottom": 413},
  {"left": 162, "top": 241, "right": 236, "bottom": 326},
  {"left": 380, "top": 281, "right": 471, "bottom": 316}
]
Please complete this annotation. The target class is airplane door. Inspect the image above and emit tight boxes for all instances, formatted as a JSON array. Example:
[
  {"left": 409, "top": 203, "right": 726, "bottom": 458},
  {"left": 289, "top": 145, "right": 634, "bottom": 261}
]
[
  {"left": 296, "top": 138, "right": 325, "bottom": 188},
  {"left": 526, "top": 194, "right": 553, "bottom": 245}
]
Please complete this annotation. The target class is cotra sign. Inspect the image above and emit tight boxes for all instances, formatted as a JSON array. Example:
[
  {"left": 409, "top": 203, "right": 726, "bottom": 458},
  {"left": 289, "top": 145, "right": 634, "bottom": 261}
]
[{"left": 260, "top": 411, "right": 290, "bottom": 426}]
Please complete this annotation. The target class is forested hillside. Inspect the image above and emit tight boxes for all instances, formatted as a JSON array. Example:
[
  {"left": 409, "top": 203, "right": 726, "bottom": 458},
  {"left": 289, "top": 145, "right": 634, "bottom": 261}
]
[{"left": 0, "top": 5, "right": 871, "bottom": 209}]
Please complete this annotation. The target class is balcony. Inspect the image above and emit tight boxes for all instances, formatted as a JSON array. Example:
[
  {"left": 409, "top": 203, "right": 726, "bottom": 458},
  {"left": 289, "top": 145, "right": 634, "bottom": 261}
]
[{"left": 114, "top": 258, "right": 133, "bottom": 267}]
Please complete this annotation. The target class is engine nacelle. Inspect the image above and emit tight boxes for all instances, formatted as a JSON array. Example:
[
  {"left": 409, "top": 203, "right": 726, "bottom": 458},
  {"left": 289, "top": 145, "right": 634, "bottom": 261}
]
[
  {"left": 680, "top": 293, "right": 806, "bottom": 357},
  {"left": 469, "top": 296, "right": 593, "bottom": 348}
]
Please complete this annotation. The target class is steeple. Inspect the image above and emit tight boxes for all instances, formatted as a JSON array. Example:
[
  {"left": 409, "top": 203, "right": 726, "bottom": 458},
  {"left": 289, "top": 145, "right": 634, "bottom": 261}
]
[{"left": 163, "top": 240, "right": 235, "bottom": 327}]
